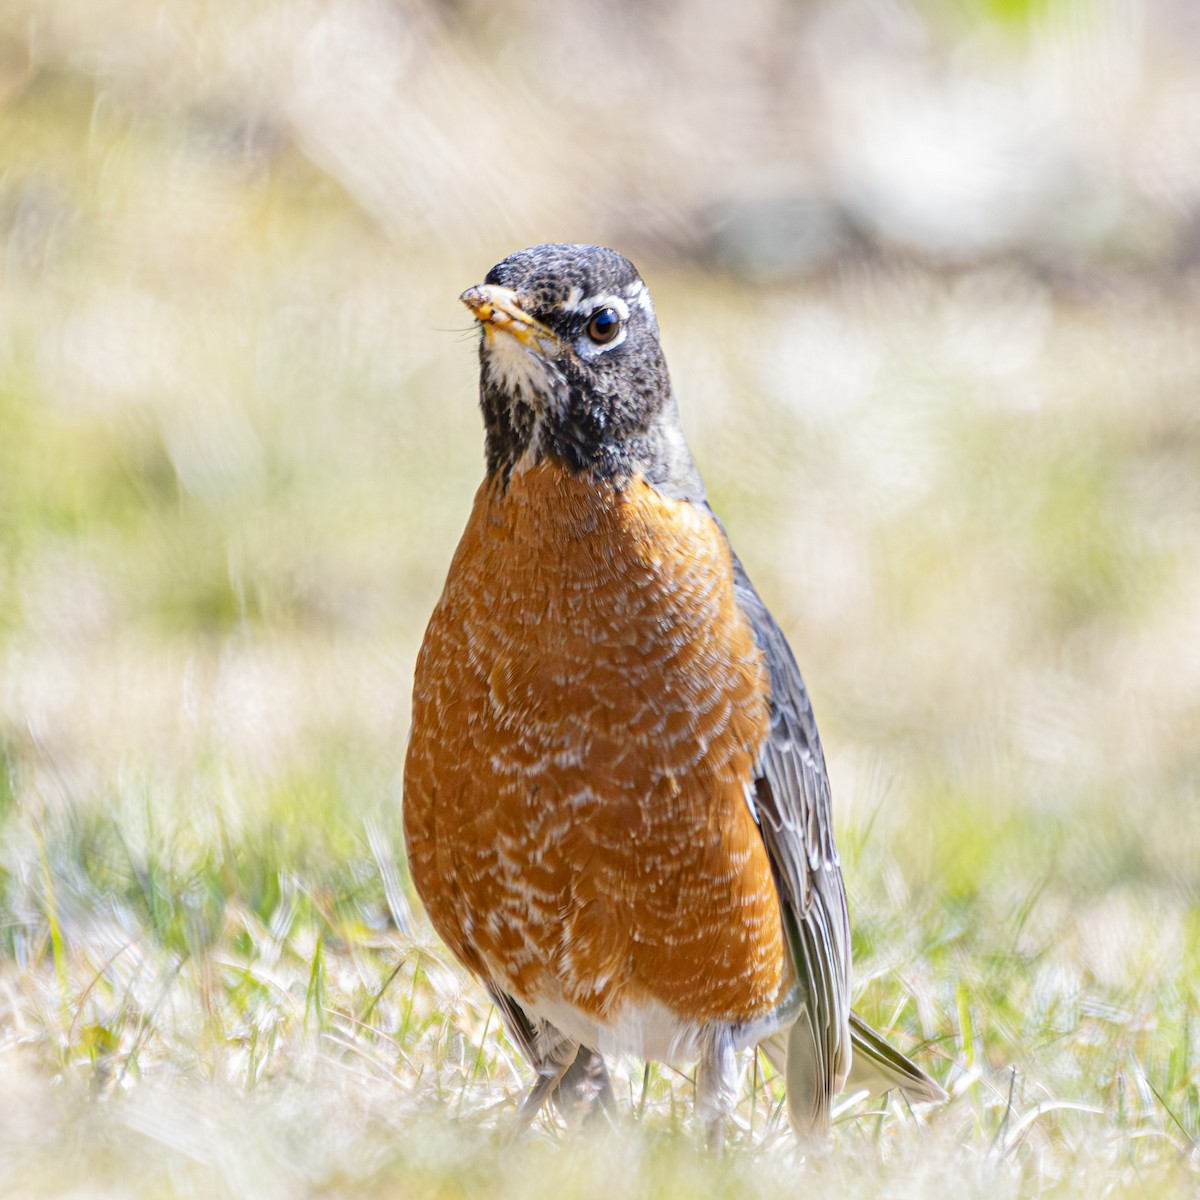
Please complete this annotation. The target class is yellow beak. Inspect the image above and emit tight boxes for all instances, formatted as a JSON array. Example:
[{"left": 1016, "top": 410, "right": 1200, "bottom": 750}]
[{"left": 460, "top": 284, "right": 557, "bottom": 350}]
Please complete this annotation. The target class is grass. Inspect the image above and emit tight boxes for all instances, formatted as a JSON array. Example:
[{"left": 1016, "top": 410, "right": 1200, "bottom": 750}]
[{"left": 2, "top": 2, "right": 1199, "bottom": 1196}]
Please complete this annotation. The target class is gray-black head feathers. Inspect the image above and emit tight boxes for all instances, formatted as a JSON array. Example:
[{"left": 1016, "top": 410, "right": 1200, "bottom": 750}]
[{"left": 462, "top": 243, "right": 703, "bottom": 501}]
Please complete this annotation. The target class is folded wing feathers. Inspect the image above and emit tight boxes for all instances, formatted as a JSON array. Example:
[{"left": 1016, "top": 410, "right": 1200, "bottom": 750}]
[
  {"left": 724, "top": 541, "right": 944, "bottom": 1134},
  {"left": 724, "top": 546, "right": 853, "bottom": 1136}
]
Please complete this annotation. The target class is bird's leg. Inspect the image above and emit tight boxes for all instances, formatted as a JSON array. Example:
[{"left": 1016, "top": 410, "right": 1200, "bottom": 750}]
[
  {"left": 507, "top": 1039, "right": 616, "bottom": 1139},
  {"left": 508, "top": 1055, "right": 577, "bottom": 1138},
  {"left": 513, "top": 1060, "right": 573, "bottom": 1123},
  {"left": 554, "top": 1045, "right": 616, "bottom": 1123},
  {"left": 489, "top": 993, "right": 610, "bottom": 1135},
  {"left": 697, "top": 1026, "right": 738, "bottom": 1153}
]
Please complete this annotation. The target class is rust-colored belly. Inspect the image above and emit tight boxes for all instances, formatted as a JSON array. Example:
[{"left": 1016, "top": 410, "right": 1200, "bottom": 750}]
[{"left": 403, "top": 460, "right": 785, "bottom": 1026}]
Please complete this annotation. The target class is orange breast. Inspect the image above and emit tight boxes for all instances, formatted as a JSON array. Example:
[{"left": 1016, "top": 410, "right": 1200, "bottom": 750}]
[{"left": 403, "top": 460, "right": 786, "bottom": 1026}]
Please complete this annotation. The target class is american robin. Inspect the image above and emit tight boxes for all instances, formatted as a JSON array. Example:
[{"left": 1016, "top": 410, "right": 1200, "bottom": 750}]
[{"left": 403, "top": 243, "right": 944, "bottom": 1142}]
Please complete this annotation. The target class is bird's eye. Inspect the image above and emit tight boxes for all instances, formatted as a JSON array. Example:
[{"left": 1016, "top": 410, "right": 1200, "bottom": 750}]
[{"left": 586, "top": 307, "right": 622, "bottom": 345}]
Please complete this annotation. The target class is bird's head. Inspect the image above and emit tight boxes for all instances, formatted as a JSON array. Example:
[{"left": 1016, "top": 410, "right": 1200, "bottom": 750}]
[{"left": 461, "top": 243, "right": 702, "bottom": 499}]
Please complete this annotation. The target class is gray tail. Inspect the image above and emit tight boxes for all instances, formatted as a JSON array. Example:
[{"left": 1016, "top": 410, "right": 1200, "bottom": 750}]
[
  {"left": 845, "top": 1010, "right": 947, "bottom": 1105},
  {"left": 761, "top": 1009, "right": 945, "bottom": 1137}
]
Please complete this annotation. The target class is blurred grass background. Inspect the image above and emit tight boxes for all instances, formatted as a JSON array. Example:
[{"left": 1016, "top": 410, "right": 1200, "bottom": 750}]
[{"left": 1, "top": 0, "right": 1199, "bottom": 1195}]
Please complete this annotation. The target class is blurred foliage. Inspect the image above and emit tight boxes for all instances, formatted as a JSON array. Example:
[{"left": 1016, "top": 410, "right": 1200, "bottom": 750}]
[{"left": 930, "top": 0, "right": 1057, "bottom": 31}]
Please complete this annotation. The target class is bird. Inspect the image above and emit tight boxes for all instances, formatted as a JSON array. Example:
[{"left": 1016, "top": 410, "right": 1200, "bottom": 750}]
[{"left": 402, "top": 243, "right": 944, "bottom": 1143}]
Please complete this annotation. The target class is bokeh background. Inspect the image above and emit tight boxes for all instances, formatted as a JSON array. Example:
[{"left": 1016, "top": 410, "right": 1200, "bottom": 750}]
[{"left": 1, "top": 0, "right": 1198, "bottom": 1196}]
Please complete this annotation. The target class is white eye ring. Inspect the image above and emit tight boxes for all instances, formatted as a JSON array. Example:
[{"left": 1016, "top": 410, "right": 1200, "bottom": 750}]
[{"left": 570, "top": 293, "right": 630, "bottom": 357}]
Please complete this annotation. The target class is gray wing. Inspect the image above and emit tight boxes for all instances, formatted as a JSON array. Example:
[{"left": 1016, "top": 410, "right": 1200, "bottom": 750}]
[{"left": 729, "top": 550, "right": 853, "bottom": 1134}]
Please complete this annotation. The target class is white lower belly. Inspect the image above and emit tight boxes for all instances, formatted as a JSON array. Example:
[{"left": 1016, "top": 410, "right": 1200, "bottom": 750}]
[
  {"left": 513, "top": 978, "right": 805, "bottom": 1067},
  {"left": 522, "top": 990, "right": 705, "bottom": 1067}
]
